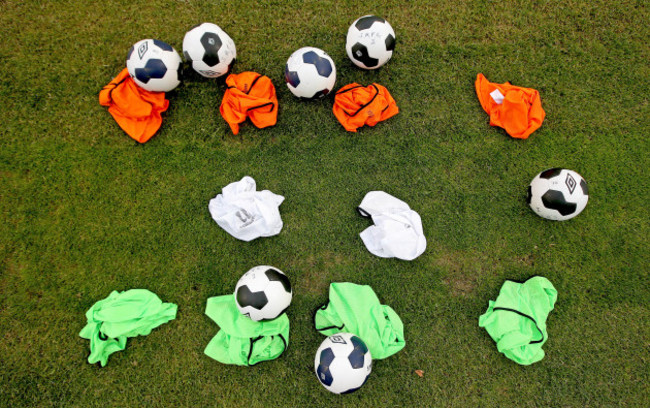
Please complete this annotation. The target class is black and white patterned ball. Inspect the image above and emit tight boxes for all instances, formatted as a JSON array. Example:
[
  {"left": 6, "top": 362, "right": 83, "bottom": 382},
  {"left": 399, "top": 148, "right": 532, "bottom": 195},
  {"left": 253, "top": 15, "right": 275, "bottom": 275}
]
[
  {"left": 314, "top": 333, "right": 372, "bottom": 394},
  {"left": 346, "top": 15, "right": 395, "bottom": 70},
  {"left": 285, "top": 47, "right": 336, "bottom": 99},
  {"left": 528, "top": 168, "right": 589, "bottom": 221},
  {"left": 234, "top": 265, "right": 292, "bottom": 321},
  {"left": 182, "top": 23, "right": 236, "bottom": 78},
  {"left": 126, "top": 39, "right": 182, "bottom": 92}
]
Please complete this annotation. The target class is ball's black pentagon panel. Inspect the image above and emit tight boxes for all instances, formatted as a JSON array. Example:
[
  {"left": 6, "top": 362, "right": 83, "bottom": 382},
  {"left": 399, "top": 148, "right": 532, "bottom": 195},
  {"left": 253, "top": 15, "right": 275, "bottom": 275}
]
[
  {"left": 385, "top": 34, "right": 395, "bottom": 51},
  {"left": 350, "top": 43, "right": 378, "bottom": 68},
  {"left": 135, "top": 59, "right": 168, "bottom": 83},
  {"left": 355, "top": 15, "right": 385, "bottom": 30},
  {"left": 284, "top": 66, "right": 301, "bottom": 87},
  {"left": 302, "top": 51, "right": 333, "bottom": 77},
  {"left": 265, "top": 268, "right": 291, "bottom": 292},
  {"left": 348, "top": 336, "right": 368, "bottom": 369},
  {"left": 539, "top": 168, "right": 562, "bottom": 179},
  {"left": 580, "top": 179, "right": 589, "bottom": 195},
  {"left": 541, "top": 190, "right": 577, "bottom": 216},
  {"left": 153, "top": 39, "right": 174, "bottom": 52},
  {"left": 200, "top": 32, "right": 222, "bottom": 66},
  {"left": 126, "top": 45, "right": 135, "bottom": 61},
  {"left": 316, "top": 347, "right": 335, "bottom": 386},
  {"left": 236, "top": 286, "right": 268, "bottom": 310}
]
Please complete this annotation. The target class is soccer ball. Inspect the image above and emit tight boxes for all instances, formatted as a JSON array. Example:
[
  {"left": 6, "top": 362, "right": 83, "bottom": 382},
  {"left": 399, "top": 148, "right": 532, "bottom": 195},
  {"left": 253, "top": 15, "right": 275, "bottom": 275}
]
[
  {"left": 126, "top": 39, "right": 182, "bottom": 92},
  {"left": 527, "top": 168, "right": 589, "bottom": 221},
  {"left": 182, "top": 23, "right": 236, "bottom": 78},
  {"left": 314, "top": 333, "right": 372, "bottom": 394},
  {"left": 234, "top": 265, "right": 292, "bottom": 321},
  {"left": 285, "top": 47, "right": 336, "bottom": 99},
  {"left": 346, "top": 15, "right": 395, "bottom": 69}
]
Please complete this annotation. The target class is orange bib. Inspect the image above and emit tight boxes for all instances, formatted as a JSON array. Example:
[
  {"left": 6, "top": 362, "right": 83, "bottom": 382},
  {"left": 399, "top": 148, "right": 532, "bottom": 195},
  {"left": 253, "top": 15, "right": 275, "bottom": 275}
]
[
  {"left": 333, "top": 83, "right": 399, "bottom": 132},
  {"left": 475, "top": 73, "right": 545, "bottom": 139},
  {"left": 220, "top": 72, "right": 278, "bottom": 135},
  {"left": 99, "top": 68, "right": 169, "bottom": 143}
]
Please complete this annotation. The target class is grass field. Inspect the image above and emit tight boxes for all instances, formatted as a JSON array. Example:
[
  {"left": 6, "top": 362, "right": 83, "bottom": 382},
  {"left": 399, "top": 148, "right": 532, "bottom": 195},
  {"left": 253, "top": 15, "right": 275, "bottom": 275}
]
[{"left": 1, "top": 0, "right": 648, "bottom": 406}]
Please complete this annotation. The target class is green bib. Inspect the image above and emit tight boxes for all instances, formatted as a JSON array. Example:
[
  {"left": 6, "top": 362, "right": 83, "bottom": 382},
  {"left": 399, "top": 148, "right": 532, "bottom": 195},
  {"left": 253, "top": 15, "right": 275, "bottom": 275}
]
[
  {"left": 479, "top": 276, "right": 557, "bottom": 365},
  {"left": 79, "top": 289, "right": 177, "bottom": 367},
  {"left": 314, "top": 282, "right": 405, "bottom": 359},
  {"left": 204, "top": 295, "right": 289, "bottom": 366}
]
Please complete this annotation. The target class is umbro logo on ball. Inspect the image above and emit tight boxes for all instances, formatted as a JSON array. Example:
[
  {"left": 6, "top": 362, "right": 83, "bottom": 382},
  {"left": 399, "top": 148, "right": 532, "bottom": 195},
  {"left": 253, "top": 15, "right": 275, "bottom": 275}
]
[
  {"left": 565, "top": 173, "right": 577, "bottom": 194},
  {"left": 138, "top": 42, "right": 148, "bottom": 59}
]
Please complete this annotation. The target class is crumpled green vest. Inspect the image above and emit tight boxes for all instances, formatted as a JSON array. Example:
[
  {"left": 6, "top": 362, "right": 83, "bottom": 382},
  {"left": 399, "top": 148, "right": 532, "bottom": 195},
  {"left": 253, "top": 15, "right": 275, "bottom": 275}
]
[
  {"left": 79, "top": 289, "right": 177, "bottom": 367},
  {"left": 479, "top": 276, "right": 557, "bottom": 365},
  {"left": 314, "top": 282, "right": 405, "bottom": 359},
  {"left": 204, "top": 294, "right": 289, "bottom": 366}
]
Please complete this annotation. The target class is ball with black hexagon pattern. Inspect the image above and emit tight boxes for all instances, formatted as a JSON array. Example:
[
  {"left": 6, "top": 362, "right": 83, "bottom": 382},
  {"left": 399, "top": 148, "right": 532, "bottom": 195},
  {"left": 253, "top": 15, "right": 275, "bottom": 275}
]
[
  {"left": 234, "top": 265, "right": 292, "bottom": 321},
  {"left": 285, "top": 47, "right": 336, "bottom": 99},
  {"left": 126, "top": 39, "right": 182, "bottom": 92},
  {"left": 346, "top": 15, "right": 395, "bottom": 69},
  {"left": 314, "top": 332, "right": 372, "bottom": 394},
  {"left": 527, "top": 168, "right": 589, "bottom": 221},
  {"left": 182, "top": 23, "right": 236, "bottom": 78}
]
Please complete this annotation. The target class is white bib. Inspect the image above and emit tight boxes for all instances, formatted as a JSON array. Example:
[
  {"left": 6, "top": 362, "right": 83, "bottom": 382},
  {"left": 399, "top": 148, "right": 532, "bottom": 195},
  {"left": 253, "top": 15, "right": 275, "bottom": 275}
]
[
  {"left": 208, "top": 176, "right": 284, "bottom": 242},
  {"left": 357, "top": 191, "right": 427, "bottom": 261}
]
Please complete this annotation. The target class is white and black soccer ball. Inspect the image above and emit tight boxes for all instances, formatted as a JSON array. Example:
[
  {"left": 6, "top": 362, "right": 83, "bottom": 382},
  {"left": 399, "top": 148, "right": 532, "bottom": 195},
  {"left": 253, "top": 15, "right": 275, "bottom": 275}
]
[
  {"left": 527, "top": 168, "right": 589, "bottom": 221},
  {"left": 285, "top": 47, "right": 336, "bottom": 99},
  {"left": 346, "top": 15, "right": 395, "bottom": 69},
  {"left": 314, "top": 333, "right": 372, "bottom": 394},
  {"left": 234, "top": 265, "right": 292, "bottom": 321},
  {"left": 126, "top": 39, "right": 182, "bottom": 92},
  {"left": 182, "top": 23, "right": 236, "bottom": 78}
]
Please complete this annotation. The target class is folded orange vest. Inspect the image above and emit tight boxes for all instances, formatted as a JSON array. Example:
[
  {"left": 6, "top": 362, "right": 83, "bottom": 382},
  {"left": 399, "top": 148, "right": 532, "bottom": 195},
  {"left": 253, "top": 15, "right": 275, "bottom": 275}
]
[
  {"left": 475, "top": 73, "right": 545, "bottom": 139},
  {"left": 220, "top": 72, "right": 278, "bottom": 135},
  {"left": 333, "top": 83, "right": 399, "bottom": 132},
  {"left": 99, "top": 68, "right": 169, "bottom": 143}
]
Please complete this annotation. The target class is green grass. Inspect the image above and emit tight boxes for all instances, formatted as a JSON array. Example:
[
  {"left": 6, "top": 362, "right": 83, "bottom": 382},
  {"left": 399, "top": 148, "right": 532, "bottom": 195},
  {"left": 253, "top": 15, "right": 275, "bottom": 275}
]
[{"left": 1, "top": 0, "right": 648, "bottom": 406}]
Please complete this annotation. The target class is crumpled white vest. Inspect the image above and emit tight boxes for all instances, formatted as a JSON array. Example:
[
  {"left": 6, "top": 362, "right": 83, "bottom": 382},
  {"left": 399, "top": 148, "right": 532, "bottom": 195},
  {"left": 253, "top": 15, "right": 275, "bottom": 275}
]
[
  {"left": 208, "top": 176, "right": 284, "bottom": 242},
  {"left": 357, "top": 191, "right": 426, "bottom": 260}
]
